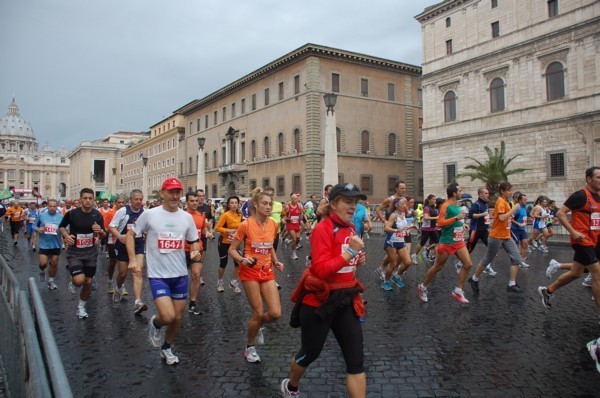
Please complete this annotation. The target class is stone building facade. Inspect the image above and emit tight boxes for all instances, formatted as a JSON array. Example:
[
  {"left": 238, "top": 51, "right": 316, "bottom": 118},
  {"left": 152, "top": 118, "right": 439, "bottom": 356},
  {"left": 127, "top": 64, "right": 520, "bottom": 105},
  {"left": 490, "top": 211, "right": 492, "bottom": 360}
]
[
  {"left": 416, "top": 0, "right": 600, "bottom": 202},
  {"left": 0, "top": 98, "right": 70, "bottom": 201},
  {"left": 175, "top": 43, "right": 423, "bottom": 203}
]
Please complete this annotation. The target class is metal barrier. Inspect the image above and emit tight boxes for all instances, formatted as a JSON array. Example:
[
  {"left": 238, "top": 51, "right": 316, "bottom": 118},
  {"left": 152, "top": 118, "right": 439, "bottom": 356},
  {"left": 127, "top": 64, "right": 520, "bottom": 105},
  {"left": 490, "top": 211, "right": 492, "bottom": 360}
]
[{"left": 0, "top": 254, "right": 73, "bottom": 398}]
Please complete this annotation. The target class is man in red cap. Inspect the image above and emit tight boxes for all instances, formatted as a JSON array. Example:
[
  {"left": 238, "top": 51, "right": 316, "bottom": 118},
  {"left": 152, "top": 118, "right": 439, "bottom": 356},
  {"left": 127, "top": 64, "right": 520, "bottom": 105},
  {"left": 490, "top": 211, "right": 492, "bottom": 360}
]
[{"left": 125, "top": 177, "right": 201, "bottom": 365}]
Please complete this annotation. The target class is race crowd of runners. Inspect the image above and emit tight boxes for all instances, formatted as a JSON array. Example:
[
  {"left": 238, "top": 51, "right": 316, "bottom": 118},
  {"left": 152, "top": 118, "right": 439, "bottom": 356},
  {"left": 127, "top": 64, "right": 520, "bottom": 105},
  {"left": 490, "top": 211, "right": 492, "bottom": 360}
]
[{"left": 1, "top": 166, "right": 599, "bottom": 396}]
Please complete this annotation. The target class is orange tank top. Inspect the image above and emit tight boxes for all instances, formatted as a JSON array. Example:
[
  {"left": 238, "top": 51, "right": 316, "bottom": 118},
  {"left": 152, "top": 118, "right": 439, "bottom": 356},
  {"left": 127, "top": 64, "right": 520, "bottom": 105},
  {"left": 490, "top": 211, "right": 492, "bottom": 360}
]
[{"left": 570, "top": 187, "right": 600, "bottom": 246}]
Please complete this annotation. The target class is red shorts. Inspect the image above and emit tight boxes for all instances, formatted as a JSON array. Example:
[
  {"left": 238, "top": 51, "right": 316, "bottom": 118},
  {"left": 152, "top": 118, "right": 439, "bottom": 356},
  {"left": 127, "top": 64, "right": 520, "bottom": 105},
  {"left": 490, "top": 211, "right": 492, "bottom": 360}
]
[
  {"left": 437, "top": 241, "right": 466, "bottom": 255},
  {"left": 238, "top": 263, "right": 276, "bottom": 283},
  {"left": 286, "top": 223, "right": 301, "bottom": 232}
]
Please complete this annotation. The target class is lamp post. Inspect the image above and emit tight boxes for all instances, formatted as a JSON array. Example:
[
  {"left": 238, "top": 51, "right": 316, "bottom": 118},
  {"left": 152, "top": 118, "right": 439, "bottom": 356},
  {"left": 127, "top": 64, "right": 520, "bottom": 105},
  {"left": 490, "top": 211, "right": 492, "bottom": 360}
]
[
  {"left": 322, "top": 93, "right": 338, "bottom": 187},
  {"left": 196, "top": 137, "right": 206, "bottom": 192},
  {"left": 141, "top": 155, "right": 149, "bottom": 199},
  {"left": 112, "top": 167, "right": 117, "bottom": 196}
]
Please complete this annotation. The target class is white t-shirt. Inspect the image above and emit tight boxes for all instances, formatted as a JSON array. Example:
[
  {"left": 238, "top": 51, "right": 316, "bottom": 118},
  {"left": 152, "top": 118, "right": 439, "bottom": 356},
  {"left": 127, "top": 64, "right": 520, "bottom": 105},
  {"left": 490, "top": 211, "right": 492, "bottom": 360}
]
[{"left": 132, "top": 206, "right": 199, "bottom": 278}]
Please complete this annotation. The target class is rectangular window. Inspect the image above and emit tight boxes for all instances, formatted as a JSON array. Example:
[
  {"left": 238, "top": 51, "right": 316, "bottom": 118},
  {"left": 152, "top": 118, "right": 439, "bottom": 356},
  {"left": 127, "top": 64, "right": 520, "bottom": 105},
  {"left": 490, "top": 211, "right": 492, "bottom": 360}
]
[
  {"left": 264, "top": 88, "right": 270, "bottom": 106},
  {"left": 205, "top": 115, "right": 208, "bottom": 129},
  {"left": 213, "top": 111, "right": 217, "bottom": 125},
  {"left": 446, "top": 39, "right": 453, "bottom": 55},
  {"left": 548, "top": 0, "right": 558, "bottom": 18},
  {"left": 241, "top": 142, "right": 246, "bottom": 162},
  {"left": 292, "top": 174, "right": 301, "bottom": 194},
  {"left": 332, "top": 73, "right": 340, "bottom": 93},
  {"left": 93, "top": 160, "right": 106, "bottom": 183},
  {"left": 548, "top": 152, "right": 565, "bottom": 178},
  {"left": 387, "top": 83, "right": 395, "bottom": 101},
  {"left": 249, "top": 179, "right": 257, "bottom": 191},
  {"left": 231, "top": 103, "right": 236, "bottom": 118},
  {"left": 491, "top": 21, "right": 500, "bottom": 38},
  {"left": 445, "top": 163, "right": 457, "bottom": 184},
  {"left": 196, "top": 118, "right": 200, "bottom": 132},
  {"left": 360, "top": 78, "right": 368, "bottom": 97},
  {"left": 252, "top": 94, "right": 256, "bottom": 110},
  {"left": 294, "top": 75, "right": 300, "bottom": 95},
  {"left": 222, "top": 107, "right": 226, "bottom": 122},
  {"left": 387, "top": 176, "right": 399, "bottom": 195},
  {"left": 278, "top": 82, "right": 284, "bottom": 100},
  {"left": 360, "top": 175, "right": 373, "bottom": 194},
  {"left": 277, "top": 176, "right": 285, "bottom": 196},
  {"left": 212, "top": 184, "right": 217, "bottom": 198},
  {"left": 60, "top": 157, "right": 66, "bottom": 163},
  {"left": 241, "top": 98, "right": 246, "bottom": 114},
  {"left": 262, "top": 177, "right": 270, "bottom": 189},
  {"left": 418, "top": 178, "right": 424, "bottom": 197},
  {"left": 491, "top": 0, "right": 498, "bottom": 8}
]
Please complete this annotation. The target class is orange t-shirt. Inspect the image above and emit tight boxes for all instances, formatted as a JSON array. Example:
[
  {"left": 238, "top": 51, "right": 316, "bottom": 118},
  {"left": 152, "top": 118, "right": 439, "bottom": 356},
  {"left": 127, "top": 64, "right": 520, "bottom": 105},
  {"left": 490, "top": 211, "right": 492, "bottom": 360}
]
[
  {"left": 490, "top": 197, "right": 511, "bottom": 239},
  {"left": 6, "top": 206, "right": 23, "bottom": 222},
  {"left": 215, "top": 211, "right": 242, "bottom": 244},
  {"left": 99, "top": 207, "right": 115, "bottom": 229},
  {"left": 233, "top": 217, "right": 278, "bottom": 282},
  {"left": 185, "top": 210, "right": 206, "bottom": 252}
]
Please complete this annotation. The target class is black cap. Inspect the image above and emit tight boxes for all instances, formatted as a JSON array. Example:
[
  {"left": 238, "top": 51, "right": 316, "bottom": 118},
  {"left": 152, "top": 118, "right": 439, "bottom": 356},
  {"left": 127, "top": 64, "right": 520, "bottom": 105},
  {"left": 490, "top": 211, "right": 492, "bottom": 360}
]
[{"left": 329, "top": 183, "right": 367, "bottom": 202}]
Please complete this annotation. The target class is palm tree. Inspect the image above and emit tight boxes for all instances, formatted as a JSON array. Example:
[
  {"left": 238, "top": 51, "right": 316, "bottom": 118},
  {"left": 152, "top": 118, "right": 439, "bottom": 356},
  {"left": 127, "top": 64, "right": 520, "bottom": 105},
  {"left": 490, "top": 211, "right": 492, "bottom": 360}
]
[{"left": 456, "top": 141, "right": 528, "bottom": 197}]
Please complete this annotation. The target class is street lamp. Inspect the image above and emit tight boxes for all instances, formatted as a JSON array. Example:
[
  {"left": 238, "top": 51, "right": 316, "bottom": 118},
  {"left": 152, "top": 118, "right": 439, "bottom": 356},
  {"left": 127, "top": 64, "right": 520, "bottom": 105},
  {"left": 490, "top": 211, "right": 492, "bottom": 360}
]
[
  {"left": 322, "top": 93, "right": 339, "bottom": 186},
  {"left": 112, "top": 167, "right": 117, "bottom": 196},
  {"left": 141, "top": 154, "right": 149, "bottom": 199},
  {"left": 197, "top": 137, "right": 206, "bottom": 192}
]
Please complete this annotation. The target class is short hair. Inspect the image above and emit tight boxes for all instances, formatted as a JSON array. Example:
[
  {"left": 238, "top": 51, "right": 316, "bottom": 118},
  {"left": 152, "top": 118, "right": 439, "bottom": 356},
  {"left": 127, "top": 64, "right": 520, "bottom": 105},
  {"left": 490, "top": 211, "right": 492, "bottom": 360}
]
[
  {"left": 477, "top": 187, "right": 488, "bottom": 195},
  {"left": 586, "top": 167, "right": 600, "bottom": 180},
  {"left": 446, "top": 182, "right": 459, "bottom": 198},
  {"left": 498, "top": 182, "right": 512, "bottom": 193},
  {"left": 130, "top": 189, "right": 143, "bottom": 198},
  {"left": 186, "top": 192, "right": 198, "bottom": 202},
  {"left": 517, "top": 193, "right": 526, "bottom": 201},
  {"left": 80, "top": 188, "right": 94, "bottom": 197},
  {"left": 324, "top": 184, "right": 333, "bottom": 192},
  {"left": 264, "top": 186, "right": 274, "bottom": 192},
  {"left": 196, "top": 189, "right": 205, "bottom": 194},
  {"left": 394, "top": 180, "right": 406, "bottom": 189},
  {"left": 47, "top": 199, "right": 58, "bottom": 205}
]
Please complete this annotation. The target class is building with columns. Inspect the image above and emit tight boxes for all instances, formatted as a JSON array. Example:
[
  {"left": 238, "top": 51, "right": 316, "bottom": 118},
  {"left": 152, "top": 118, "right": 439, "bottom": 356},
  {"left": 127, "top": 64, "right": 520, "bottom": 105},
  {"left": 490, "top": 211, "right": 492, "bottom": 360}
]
[
  {"left": 416, "top": 0, "right": 600, "bottom": 202},
  {"left": 175, "top": 43, "right": 423, "bottom": 203},
  {"left": 67, "top": 131, "right": 149, "bottom": 199},
  {"left": 0, "top": 98, "right": 70, "bottom": 201}
]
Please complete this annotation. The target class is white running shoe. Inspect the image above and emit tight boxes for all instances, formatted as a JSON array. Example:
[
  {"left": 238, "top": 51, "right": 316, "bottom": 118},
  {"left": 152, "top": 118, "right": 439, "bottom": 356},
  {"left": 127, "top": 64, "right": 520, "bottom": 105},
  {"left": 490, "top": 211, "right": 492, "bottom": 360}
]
[
  {"left": 229, "top": 280, "right": 242, "bottom": 294},
  {"left": 291, "top": 252, "right": 298, "bottom": 260},
  {"left": 411, "top": 253, "right": 418, "bottom": 265},
  {"left": 519, "top": 261, "right": 530, "bottom": 268},
  {"left": 47, "top": 281, "right": 58, "bottom": 290},
  {"left": 483, "top": 264, "right": 497, "bottom": 276},
  {"left": 582, "top": 274, "right": 593, "bottom": 287},
  {"left": 68, "top": 281, "right": 77, "bottom": 295},
  {"left": 148, "top": 315, "right": 165, "bottom": 348},
  {"left": 217, "top": 280, "right": 225, "bottom": 292},
  {"left": 546, "top": 259, "right": 561, "bottom": 279},
  {"left": 244, "top": 346, "right": 260, "bottom": 363},
  {"left": 281, "top": 378, "right": 300, "bottom": 397},
  {"left": 417, "top": 283, "right": 428, "bottom": 303},
  {"left": 450, "top": 291, "right": 469, "bottom": 304},
  {"left": 76, "top": 306, "right": 88, "bottom": 319},
  {"left": 255, "top": 327, "right": 265, "bottom": 345},
  {"left": 539, "top": 245, "right": 549, "bottom": 253},
  {"left": 161, "top": 348, "right": 180, "bottom": 365},
  {"left": 454, "top": 261, "right": 462, "bottom": 274},
  {"left": 200, "top": 277, "right": 205, "bottom": 286}
]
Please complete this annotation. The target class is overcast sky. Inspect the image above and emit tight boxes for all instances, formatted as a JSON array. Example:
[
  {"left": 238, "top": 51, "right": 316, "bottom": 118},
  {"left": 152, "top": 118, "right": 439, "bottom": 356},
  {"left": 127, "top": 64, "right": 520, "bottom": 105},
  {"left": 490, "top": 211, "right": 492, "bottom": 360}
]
[{"left": 0, "top": 0, "right": 438, "bottom": 151}]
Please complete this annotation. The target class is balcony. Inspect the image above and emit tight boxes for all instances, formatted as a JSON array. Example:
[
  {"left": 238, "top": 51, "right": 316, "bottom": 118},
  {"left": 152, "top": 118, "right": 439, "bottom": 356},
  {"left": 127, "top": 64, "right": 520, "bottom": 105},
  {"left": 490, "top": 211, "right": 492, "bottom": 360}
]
[{"left": 218, "top": 162, "right": 248, "bottom": 174}]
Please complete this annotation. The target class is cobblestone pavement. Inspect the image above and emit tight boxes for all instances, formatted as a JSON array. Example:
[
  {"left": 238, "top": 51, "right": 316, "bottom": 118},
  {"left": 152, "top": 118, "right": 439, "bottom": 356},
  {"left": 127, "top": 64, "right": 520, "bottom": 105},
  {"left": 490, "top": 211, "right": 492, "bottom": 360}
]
[{"left": 4, "top": 231, "right": 600, "bottom": 397}]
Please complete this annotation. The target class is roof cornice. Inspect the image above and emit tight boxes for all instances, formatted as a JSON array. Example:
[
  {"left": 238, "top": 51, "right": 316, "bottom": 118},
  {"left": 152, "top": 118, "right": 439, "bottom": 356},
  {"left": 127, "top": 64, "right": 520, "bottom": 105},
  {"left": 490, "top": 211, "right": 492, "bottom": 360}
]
[
  {"left": 176, "top": 43, "right": 422, "bottom": 116},
  {"left": 415, "top": 0, "right": 474, "bottom": 23}
]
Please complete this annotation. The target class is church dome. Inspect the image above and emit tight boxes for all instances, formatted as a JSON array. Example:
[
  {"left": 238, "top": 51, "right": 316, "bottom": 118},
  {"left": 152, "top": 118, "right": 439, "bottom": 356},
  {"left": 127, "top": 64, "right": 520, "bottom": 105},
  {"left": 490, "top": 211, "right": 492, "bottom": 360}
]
[{"left": 0, "top": 98, "right": 35, "bottom": 138}]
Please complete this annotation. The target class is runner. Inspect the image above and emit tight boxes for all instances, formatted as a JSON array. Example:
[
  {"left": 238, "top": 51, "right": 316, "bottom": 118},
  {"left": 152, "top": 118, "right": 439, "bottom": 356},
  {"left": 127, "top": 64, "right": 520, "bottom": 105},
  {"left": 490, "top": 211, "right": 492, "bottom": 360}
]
[
  {"left": 468, "top": 182, "right": 524, "bottom": 294},
  {"left": 352, "top": 199, "right": 371, "bottom": 239},
  {"left": 412, "top": 194, "right": 439, "bottom": 264},
  {"left": 416, "top": 183, "right": 471, "bottom": 303},
  {"left": 34, "top": 199, "right": 63, "bottom": 290},
  {"left": 374, "top": 181, "right": 407, "bottom": 277},
  {"left": 127, "top": 177, "right": 200, "bottom": 365},
  {"left": 59, "top": 188, "right": 106, "bottom": 319},
  {"left": 109, "top": 189, "right": 147, "bottom": 314},
  {"left": 98, "top": 199, "right": 113, "bottom": 256},
  {"left": 23, "top": 202, "right": 39, "bottom": 251},
  {"left": 185, "top": 192, "right": 208, "bottom": 315},
  {"left": 381, "top": 198, "right": 414, "bottom": 291},
  {"left": 510, "top": 193, "right": 531, "bottom": 268},
  {"left": 228, "top": 188, "right": 283, "bottom": 363},
  {"left": 529, "top": 196, "right": 551, "bottom": 253},
  {"left": 5, "top": 200, "right": 23, "bottom": 245},
  {"left": 315, "top": 184, "right": 333, "bottom": 222},
  {"left": 282, "top": 182, "right": 367, "bottom": 397},
  {"left": 283, "top": 193, "right": 304, "bottom": 260},
  {"left": 105, "top": 196, "right": 125, "bottom": 293},
  {"left": 214, "top": 196, "right": 243, "bottom": 293}
]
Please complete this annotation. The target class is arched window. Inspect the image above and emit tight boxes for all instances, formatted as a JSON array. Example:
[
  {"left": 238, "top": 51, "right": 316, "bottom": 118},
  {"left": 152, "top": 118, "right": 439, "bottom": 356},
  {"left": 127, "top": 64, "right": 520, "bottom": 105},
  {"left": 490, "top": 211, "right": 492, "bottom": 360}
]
[
  {"left": 388, "top": 133, "right": 396, "bottom": 156},
  {"left": 490, "top": 77, "right": 505, "bottom": 112},
  {"left": 546, "top": 62, "right": 565, "bottom": 101},
  {"left": 251, "top": 140, "right": 257, "bottom": 160},
  {"left": 278, "top": 132, "right": 284, "bottom": 156},
  {"left": 445, "top": 17, "right": 451, "bottom": 27},
  {"left": 293, "top": 129, "right": 300, "bottom": 153},
  {"left": 361, "top": 130, "right": 370, "bottom": 154},
  {"left": 336, "top": 128, "right": 341, "bottom": 152},
  {"left": 189, "top": 156, "right": 193, "bottom": 173},
  {"left": 444, "top": 91, "right": 457, "bottom": 122},
  {"left": 264, "top": 137, "right": 270, "bottom": 158}
]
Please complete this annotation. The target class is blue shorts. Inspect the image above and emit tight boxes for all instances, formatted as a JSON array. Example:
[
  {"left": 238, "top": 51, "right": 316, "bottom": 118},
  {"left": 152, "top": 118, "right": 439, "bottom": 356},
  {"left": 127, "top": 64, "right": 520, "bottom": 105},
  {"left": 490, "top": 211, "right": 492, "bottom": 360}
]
[
  {"left": 149, "top": 276, "right": 188, "bottom": 301},
  {"left": 115, "top": 241, "right": 145, "bottom": 262},
  {"left": 510, "top": 229, "right": 528, "bottom": 244},
  {"left": 533, "top": 220, "right": 546, "bottom": 232},
  {"left": 26, "top": 223, "right": 35, "bottom": 236},
  {"left": 384, "top": 241, "right": 406, "bottom": 250}
]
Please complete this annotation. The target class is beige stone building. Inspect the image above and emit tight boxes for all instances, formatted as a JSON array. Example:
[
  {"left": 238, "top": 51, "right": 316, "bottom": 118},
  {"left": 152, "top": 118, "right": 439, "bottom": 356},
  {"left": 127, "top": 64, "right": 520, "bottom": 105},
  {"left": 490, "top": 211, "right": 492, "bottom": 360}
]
[
  {"left": 416, "top": 0, "right": 600, "bottom": 202},
  {"left": 175, "top": 43, "right": 423, "bottom": 203},
  {"left": 67, "top": 131, "right": 149, "bottom": 199},
  {"left": 122, "top": 115, "right": 182, "bottom": 199},
  {"left": 0, "top": 98, "right": 70, "bottom": 201}
]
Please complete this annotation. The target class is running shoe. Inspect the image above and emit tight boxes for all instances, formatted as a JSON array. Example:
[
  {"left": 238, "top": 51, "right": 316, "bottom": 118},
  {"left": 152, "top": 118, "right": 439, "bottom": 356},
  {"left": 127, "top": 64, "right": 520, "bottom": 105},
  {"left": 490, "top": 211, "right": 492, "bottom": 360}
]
[
  {"left": 91, "top": 277, "right": 98, "bottom": 291},
  {"left": 47, "top": 281, "right": 58, "bottom": 290},
  {"left": 468, "top": 277, "right": 479, "bottom": 293},
  {"left": 538, "top": 286, "right": 554, "bottom": 309},
  {"left": 296, "top": 244, "right": 303, "bottom": 250},
  {"left": 531, "top": 239, "right": 539, "bottom": 249},
  {"left": 538, "top": 245, "right": 549, "bottom": 253},
  {"left": 519, "top": 261, "right": 530, "bottom": 269},
  {"left": 39, "top": 271, "right": 45, "bottom": 282},
  {"left": 381, "top": 280, "right": 393, "bottom": 291},
  {"left": 587, "top": 338, "right": 600, "bottom": 374},
  {"left": 68, "top": 281, "right": 77, "bottom": 295},
  {"left": 255, "top": 327, "right": 265, "bottom": 345},
  {"left": 427, "top": 251, "right": 436, "bottom": 262},
  {"left": 391, "top": 275, "right": 405, "bottom": 288},
  {"left": 411, "top": 253, "right": 418, "bottom": 265},
  {"left": 148, "top": 315, "right": 165, "bottom": 348},
  {"left": 483, "top": 264, "right": 497, "bottom": 276},
  {"left": 134, "top": 301, "right": 148, "bottom": 314},
  {"left": 107, "top": 283, "right": 115, "bottom": 294},
  {"left": 280, "top": 378, "right": 300, "bottom": 397},
  {"left": 506, "top": 284, "right": 523, "bottom": 293},
  {"left": 450, "top": 291, "right": 469, "bottom": 304},
  {"left": 375, "top": 267, "right": 386, "bottom": 281},
  {"left": 120, "top": 286, "right": 129, "bottom": 296},
  {"left": 454, "top": 261, "right": 462, "bottom": 274},
  {"left": 188, "top": 303, "right": 202, "bottom": 315},
  {"left": 76, "top": 306, "right": 88, "bottom": 319},
  {"left": 200, "top": 277, "right": 205, "bottom": 286},
  {"left": 112, "top": 289, "right": 122, "bottom": 303},
  {"left": 244, "top": 346, "right": 260, "bottom": 363},
  {"left": 527, "top": 246, "right": 533, "bottom": 253},
  {"left": 276, "top": 282, "right": 282, "bottom": 290},
  {"left": 582, "top": 274, "right": 593, "bottom": 287},
  {"left": 229, "top": 280, "right": 242, "bottom": 294},
  {"left": 417, "top": 283, "right": 428, "bottom": 302},
  {"left": 284, "top": 238, "right": 291, "bottom": 246},
  {"left": 160, "top": 348, "right": 180, "bottom": 365},
  {"left": 546, "top": 259, "right": 561, "bottom": 278},
  {"left": 291, "top": 252, "right": 299, "bottom": 260},
  {"left": 217, "top": 280, "right": 225, "bottom": 292}
]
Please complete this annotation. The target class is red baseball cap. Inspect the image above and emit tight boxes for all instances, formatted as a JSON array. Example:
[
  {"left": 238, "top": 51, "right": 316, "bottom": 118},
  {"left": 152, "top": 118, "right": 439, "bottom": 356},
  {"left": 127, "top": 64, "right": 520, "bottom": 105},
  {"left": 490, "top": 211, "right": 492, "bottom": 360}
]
[{"left": 161, "top": 177, "right": 183, "bottom": 191}]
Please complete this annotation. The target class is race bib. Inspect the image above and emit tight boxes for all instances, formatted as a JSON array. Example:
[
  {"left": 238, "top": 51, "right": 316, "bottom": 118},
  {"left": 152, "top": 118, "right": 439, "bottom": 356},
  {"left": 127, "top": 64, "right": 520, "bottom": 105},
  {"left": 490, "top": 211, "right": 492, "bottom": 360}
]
[
  {"left": 108, "top": 234, "right": 115, "bottom": 244},
  {"left": 453, "top": 227, "right": 464, "bottom": 242},
  {"left": 290, "top": 215, "right": 300, "bottom": 224},
  {"left": 506, "top": 216, "right": 512, "bottom": 229},
  {"left": 158, "top": 232, "right": 183, "bottom": 253},
  {"left": 14, "top": 212, "right": 21, "bottom": 218},
  {"left": 227, "top": 232, "right": 235, "bottom": 241},
  {"left": 339, "top": 243, "right": 358, "bottom": 272},
  {"left": 484, "top": 214, "right": 490, "bottom": 225},
  {"left": 44, "top": 223, "right": 58, "bottom": 235},
  {"left": 28, "top": 217, "right": 35, "bottom": 223},
  {"left": 251, "top": 241, "right": 273, "bottom": 256},
  {"left": 591, "top": 212, "right": 600, "bottom": 231},
  {"left": 422, "top": 219, "right": 431, "bottom": 228},
  {"left": 76, "top": 233, "right": 94, "bottom": 248}
]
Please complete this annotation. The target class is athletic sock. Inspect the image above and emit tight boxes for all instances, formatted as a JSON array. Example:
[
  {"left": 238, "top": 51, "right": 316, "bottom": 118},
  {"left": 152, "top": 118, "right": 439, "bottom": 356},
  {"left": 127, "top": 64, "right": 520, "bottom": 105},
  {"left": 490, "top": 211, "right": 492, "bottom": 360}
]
[
  {"left": 287, "top": 381, "right": 299, "bottom": 392},
  {"left": 161, "top": 342, "right": 171, "bottom": 350}
]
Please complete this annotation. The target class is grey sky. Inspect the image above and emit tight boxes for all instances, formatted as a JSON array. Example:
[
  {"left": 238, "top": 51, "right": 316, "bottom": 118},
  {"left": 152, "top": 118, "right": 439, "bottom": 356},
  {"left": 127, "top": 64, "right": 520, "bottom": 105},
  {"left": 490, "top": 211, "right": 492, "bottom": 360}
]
[{"left": 1, "top": 0, "right": 437, "bottom": 151}]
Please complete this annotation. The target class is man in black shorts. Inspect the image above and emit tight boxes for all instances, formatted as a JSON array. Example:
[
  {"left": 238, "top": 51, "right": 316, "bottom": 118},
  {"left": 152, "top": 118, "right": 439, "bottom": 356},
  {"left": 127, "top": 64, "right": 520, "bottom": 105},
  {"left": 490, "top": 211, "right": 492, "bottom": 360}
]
[{"left": 59, "top": 188, "right": 106, "bottom": 319}]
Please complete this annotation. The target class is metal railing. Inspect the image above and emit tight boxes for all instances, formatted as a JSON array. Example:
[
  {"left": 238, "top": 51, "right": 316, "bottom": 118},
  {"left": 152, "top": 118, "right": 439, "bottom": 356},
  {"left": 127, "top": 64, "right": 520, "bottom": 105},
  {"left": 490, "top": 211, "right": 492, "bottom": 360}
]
[{"left": 0, "top": 251, "right": 73, "bottom": 397}]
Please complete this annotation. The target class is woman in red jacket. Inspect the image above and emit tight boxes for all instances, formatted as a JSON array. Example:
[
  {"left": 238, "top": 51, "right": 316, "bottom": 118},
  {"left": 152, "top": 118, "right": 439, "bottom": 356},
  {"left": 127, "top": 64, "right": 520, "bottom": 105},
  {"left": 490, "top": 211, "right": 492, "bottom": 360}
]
[{"left": 281, "top": 183, "right": 367, "bottom": 398}]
